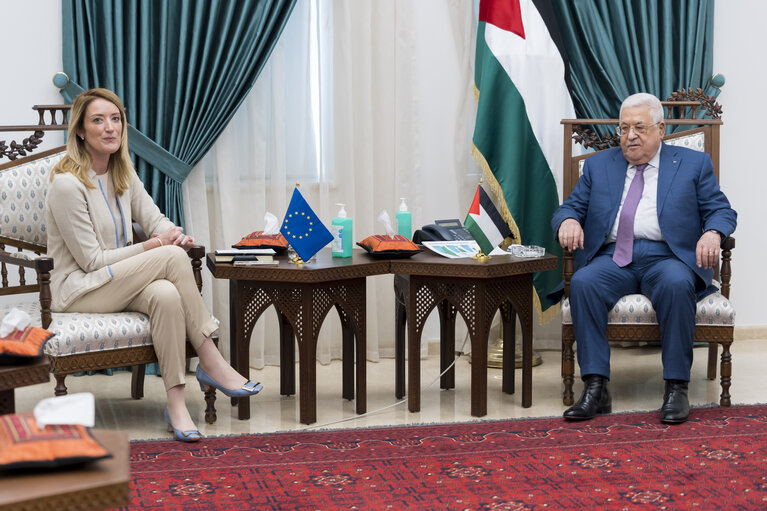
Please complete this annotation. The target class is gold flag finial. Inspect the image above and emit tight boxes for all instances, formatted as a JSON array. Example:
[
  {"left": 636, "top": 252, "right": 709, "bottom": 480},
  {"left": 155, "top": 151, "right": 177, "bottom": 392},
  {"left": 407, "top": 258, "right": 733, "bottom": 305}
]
[
  {"left": 479, "top": 177, "right": 483, "bottom": 185},
  {"left": 296, "top": 182, "right": 300, "bottom": 188}
]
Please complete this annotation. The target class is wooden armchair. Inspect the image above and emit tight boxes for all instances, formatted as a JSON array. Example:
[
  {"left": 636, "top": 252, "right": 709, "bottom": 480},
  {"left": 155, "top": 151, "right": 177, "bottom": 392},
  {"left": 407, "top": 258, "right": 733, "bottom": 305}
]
[
  {"left": 559, "top": 92, "right": 735, "bottom": 407},
  {"left": 0, "top": 144, "right": 218, "bottom": 423}
]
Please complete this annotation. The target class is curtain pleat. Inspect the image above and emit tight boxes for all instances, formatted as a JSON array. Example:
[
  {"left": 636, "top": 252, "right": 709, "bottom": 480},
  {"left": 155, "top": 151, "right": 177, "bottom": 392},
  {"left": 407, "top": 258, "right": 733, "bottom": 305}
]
[
  {"left": 551, "top": 0, "right": 718, "bottom": 126},
  {"left": 61, "top": 0, "right": 297, "bottom": 226}
]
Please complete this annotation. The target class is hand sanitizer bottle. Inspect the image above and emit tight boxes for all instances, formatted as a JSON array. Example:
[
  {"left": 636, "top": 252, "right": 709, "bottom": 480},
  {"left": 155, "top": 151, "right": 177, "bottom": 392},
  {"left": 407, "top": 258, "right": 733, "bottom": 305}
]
[
  {"left": 331, "top": 203, "right": 353, "bottom": 257},
  {"left": 396, "top": 198, "right": 412, "bottom": 238}
]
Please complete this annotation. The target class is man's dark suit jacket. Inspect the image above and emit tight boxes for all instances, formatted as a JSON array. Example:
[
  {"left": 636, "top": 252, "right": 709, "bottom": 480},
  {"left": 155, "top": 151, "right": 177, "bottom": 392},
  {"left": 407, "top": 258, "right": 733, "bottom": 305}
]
[{"left": 551, "top": 142, "right": 737, "bottom": 301}]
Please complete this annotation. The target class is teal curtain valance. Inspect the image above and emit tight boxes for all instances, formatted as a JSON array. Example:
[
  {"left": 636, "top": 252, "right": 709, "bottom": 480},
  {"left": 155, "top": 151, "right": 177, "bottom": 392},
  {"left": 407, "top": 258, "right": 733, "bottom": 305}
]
[{"left": 61, "top": 0, "right": 297, "bottom": 226}]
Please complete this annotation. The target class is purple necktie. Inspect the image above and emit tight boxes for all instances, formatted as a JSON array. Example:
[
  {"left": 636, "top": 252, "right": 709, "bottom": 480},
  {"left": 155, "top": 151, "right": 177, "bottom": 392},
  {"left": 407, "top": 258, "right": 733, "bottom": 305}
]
[{"left": 612, "top": 163, "right": 647, "bottom": 267}]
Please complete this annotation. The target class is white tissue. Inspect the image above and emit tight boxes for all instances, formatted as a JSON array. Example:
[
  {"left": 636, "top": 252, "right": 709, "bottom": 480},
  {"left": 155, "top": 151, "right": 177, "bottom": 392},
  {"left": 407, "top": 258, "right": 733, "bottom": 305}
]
[
  {"left": 34, "top": 393, "right": 95, "bottom": 428},
  {"left": 378, "top": 210, "right": 396, "bottom": 237},
  {"left": 263, "top": 211, "right": 280, "bottom": 235},
  {"left": 0, "top": 307, "right": 32, "bottom": 337}
]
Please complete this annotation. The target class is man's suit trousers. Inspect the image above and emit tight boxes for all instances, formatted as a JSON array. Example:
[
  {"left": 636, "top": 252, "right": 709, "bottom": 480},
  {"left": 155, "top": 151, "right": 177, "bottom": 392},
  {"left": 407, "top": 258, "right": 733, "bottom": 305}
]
[
  {"left": 569, "top": 239, "right": 700, "bottom": 382},
  {"left": 66, "top": 245, "right": 218, "bottom": 390}
]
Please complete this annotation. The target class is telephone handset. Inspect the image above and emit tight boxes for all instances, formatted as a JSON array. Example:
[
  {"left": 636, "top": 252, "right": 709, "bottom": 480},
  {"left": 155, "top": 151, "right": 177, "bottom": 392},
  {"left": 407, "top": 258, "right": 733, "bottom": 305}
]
[{"left": 413, "top": 218, "right": 474, "bottom": 243}]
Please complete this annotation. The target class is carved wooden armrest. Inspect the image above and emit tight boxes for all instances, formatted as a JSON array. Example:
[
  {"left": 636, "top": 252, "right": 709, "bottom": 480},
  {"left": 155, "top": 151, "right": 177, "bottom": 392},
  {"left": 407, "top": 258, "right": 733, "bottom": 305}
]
[
  {"left": 562, "top": 248, "right": 575, "bottom": 298},
  {"left": 34, "top": 256, "right": 54, "bottom": 329},
  {"left": 188, "top": 245, "right": 205, "bottom": 293},
  {"left": 720, "top": 236, "right": 735, "bottom": 300}
]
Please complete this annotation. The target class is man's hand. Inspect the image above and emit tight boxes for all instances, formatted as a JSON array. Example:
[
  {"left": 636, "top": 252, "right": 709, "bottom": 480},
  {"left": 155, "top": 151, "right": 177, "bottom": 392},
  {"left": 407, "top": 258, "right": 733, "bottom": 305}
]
[
  {"left": 696, "top": 230, "right": 722, "bottom": 269},
  {"left": 558, "top": 218, "right": 584, "bottom": 251}
]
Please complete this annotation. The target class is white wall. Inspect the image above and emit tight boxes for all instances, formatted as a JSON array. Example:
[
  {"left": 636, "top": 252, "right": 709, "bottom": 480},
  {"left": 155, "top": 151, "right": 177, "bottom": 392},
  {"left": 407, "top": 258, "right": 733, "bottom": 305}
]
[
  {"left": 1, "top": 0, "right": 764, "bottom": 330},
  {"left": 0, "top": 0, "right": 64, "bottom": 151},
  {"left": 712, "top": 0, "right": 766, "bottom": 329}
]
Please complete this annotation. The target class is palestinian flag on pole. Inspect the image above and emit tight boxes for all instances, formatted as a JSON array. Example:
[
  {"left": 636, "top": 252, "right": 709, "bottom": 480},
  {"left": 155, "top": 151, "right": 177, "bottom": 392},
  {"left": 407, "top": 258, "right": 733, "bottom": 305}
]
[
  {"left": 465, "top": 184, "right": 512, "bottom": 255},
  {"left": 473, "top": 0, "right": 575, "bottom": 322}
]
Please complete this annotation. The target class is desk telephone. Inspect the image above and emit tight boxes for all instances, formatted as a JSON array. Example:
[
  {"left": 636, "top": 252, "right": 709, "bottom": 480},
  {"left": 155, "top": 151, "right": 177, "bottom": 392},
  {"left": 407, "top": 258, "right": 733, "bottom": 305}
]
[{"left": 413, "top": 219, "right": 474, "bottom": 243}]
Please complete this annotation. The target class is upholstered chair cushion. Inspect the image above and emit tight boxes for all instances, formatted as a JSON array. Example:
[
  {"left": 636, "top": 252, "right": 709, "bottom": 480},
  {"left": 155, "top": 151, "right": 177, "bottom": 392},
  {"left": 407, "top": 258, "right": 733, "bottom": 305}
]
[
  {"left": 0, "top": 150, "right": 65, "bottom": 246},
  {"left": 561, "top": 290, "right": 735, "bottom": 326},
  {"left": 0, "top": 301, "right": 152, "bottom": 357}
]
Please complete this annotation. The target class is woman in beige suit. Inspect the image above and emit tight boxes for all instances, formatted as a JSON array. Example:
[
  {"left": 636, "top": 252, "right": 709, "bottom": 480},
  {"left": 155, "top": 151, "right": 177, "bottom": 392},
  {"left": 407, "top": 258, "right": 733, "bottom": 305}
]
[{"left": 47, "top": 88, "right": 262, "bottom": 442}]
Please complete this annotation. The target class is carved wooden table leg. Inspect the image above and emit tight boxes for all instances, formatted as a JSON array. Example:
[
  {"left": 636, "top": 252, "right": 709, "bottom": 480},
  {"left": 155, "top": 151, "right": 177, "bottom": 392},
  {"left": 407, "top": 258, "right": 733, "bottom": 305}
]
[
  {"left": 500, "top": 301, "right": 516, "bottom": 395},
  {"left": 503, "top": 274, "right": 535, "bottom": 408},
  {"left": 438, "top": 300, "right": 457, "bottom": 390},
  {"left": 394, "top": 274, "right": 409, "bottom": 399},
  {"left": 338, "top": 305, "right": 354, "bottom": 401},
  {"left": 278, "top": 311, "right": 296, "bottom": 396}
]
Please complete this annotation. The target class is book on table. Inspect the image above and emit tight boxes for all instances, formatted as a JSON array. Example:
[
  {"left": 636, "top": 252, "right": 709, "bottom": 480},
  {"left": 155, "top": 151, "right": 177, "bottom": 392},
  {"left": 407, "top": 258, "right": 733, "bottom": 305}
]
[
  {"left": 215, "top": 248, "right": 277, "bottom": 264},
  {"left": 232, "top": 255, "right": 279, "bottom": 266}
]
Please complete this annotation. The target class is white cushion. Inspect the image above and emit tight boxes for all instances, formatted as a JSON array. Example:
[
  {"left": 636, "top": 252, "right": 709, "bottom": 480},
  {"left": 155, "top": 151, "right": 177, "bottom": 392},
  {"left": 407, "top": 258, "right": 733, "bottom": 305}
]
[
  {"left": 561, "top": 291, "right": 735, "bottom": 326},
  {"left": 0, "top": 151, "right": 65, "bottom": 246}
]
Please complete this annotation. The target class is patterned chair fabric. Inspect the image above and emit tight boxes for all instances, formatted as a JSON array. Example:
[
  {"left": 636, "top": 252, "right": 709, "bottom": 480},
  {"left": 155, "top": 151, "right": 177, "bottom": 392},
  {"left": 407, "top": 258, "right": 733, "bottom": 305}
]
[
  {"left": 561, "top": 290, "right": 736, "bottom": 326},
  {"left": 0, "top": 301, "right": 152, "bottom": 356},
  {"left": 0, "top": 150, "right": 64, "bottom": 246}
]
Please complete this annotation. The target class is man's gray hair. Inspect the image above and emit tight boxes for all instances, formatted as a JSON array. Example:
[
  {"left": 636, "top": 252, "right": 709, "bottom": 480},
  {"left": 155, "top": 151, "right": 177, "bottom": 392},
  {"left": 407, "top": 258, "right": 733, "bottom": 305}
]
[{"left": 620, "top": 93, "right": 664, "bottom": 123}]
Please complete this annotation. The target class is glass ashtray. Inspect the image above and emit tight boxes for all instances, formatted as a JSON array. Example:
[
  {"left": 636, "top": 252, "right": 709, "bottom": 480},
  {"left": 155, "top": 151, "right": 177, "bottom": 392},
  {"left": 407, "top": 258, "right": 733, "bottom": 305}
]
[{"left": 507, "top": 244, "right": 545, "bottom": 258}]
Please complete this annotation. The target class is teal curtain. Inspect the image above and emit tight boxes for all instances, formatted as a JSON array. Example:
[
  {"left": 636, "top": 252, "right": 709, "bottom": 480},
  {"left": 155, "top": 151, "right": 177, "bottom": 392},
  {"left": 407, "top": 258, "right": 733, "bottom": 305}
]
[
  {"left": 550, "top": 0, "right": 719, "bottom": 124},
  {"left": 60, "top": 0, "right": 296, "bottom": 226},
  {"left": 60, "top": 0, "right": 295, "bottom": 377}
]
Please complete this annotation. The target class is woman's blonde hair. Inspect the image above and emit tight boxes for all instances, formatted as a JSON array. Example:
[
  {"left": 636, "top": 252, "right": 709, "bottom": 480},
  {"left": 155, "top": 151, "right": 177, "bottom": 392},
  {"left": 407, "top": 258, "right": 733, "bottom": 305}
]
[{"left": 52, "top": 88, "right": 133, "bottom": 194}]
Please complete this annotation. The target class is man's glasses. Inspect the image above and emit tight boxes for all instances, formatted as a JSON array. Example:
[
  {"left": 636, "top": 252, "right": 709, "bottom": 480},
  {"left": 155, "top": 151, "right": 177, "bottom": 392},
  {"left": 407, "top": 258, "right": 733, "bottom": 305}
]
[{"left": 616, "top": 122, "right": 660, "bottom": 136}]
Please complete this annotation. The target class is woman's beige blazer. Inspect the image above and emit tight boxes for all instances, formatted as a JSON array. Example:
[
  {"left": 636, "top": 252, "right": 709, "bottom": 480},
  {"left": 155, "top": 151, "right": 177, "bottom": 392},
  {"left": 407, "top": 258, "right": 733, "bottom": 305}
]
[{"left": 46, "top": 169, "right": 175, "bottom": 311}]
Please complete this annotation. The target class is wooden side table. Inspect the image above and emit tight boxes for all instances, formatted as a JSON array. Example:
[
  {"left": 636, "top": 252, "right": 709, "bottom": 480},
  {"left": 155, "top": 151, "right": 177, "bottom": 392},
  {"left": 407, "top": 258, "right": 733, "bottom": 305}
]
[
  {"left": 0, "top": 429, "right": 130, "bottom": 511},
  {"left": 207, "top": 250, "right": 390, "bottom": 424},
  {"left": 391, "top": 252, "right": 558, "bottom": 416},
  {"left": 0, "top": 356, "right": 50, "bottom": 414}
]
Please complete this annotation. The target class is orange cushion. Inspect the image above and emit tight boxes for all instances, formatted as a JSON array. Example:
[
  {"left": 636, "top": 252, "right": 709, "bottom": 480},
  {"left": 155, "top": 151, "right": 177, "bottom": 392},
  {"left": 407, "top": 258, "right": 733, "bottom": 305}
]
[
  {"left": 0, "top": 413, "right": 110, "bottom": 470},
  {"left": 357, "top": 235, "right": 422, "bottom": 258},
  {"left": 233, "top": 231, "right": 289, "bottom": 253},
  {"left": 0, "top": 326, "right": 54, "bottom": 363}
]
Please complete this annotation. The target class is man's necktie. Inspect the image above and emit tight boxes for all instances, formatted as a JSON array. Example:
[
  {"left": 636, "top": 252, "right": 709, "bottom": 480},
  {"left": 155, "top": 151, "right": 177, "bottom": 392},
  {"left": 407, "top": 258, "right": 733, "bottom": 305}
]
[{"left": 612, "top": 163, "right": 648, "bottom": 267}]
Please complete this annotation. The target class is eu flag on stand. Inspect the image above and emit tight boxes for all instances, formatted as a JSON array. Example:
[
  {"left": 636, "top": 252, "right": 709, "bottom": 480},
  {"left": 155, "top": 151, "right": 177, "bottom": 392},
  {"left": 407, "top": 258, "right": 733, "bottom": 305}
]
[{"left": 280, "top": 187, "right": 333, "bottom": 262}]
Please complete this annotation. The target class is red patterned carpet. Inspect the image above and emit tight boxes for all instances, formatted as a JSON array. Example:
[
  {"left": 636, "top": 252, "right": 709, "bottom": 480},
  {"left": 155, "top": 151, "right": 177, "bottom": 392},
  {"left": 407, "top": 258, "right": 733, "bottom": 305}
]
[{"left": 122, "top": 405, "right": 767, "bottom": 510}]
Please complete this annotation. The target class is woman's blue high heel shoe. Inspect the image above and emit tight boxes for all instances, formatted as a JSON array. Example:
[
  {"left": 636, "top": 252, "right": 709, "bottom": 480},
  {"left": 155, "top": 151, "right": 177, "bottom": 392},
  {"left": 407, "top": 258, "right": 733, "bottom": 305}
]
[
  {"left": 196, "top": 365, "right": 263, "bottom": 398},
  {"left": 164, "top": 408, "right": 202, "bottom": 442}
]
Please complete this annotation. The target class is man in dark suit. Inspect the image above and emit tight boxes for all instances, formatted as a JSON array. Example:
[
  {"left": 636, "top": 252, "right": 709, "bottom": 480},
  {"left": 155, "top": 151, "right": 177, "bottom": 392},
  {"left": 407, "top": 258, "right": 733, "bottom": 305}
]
[{"left": 551, "top": 93, "right": 737, "bottom": 424}]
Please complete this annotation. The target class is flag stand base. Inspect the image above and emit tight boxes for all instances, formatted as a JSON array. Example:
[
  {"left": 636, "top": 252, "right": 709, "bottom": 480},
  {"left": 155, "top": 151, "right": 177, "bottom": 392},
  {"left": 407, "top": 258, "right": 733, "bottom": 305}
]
[{"left": 468, "top": 338, "right": 543, "bottom": 369}]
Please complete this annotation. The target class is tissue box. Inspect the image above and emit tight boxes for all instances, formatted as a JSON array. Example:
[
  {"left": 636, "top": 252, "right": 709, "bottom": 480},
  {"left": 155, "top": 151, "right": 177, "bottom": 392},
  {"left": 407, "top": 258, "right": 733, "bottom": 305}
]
[
  {"left": 0, "top": 326, "right": 55, "bottom": 364},
  {"left": 357, "top": 235, "right": 422, "bottom": 258},
  {"left": 233, "top": 231, "right": 289, "bottom": 253},
  {"left": 0, "top": 413, "right": 110, "bottom": 470}
]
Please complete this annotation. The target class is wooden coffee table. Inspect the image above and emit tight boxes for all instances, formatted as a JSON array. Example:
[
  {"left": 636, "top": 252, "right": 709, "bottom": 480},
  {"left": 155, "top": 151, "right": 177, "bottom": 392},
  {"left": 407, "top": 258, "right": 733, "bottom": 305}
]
[
  {"left": 208, "top": 250, "right": 390, "bottom": 424},
  {"left": 0, "top": 429, "right": 130, "bottom": 511}
]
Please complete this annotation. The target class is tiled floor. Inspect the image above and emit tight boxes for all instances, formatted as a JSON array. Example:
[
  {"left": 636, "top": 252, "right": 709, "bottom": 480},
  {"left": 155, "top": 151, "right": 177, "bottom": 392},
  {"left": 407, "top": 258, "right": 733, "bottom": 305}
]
[{"left": 15, "top": 339, "right": 766, "bottom": 441}]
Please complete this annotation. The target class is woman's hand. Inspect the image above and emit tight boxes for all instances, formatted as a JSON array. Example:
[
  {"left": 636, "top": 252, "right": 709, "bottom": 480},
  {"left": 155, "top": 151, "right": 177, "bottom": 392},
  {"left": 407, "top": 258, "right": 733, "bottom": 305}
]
[
  {"left": 173, "top": 232, "right": 196, "bottom": 250},
  {"left": 143, "top": 226, "right": 195, "bottom": 251}
]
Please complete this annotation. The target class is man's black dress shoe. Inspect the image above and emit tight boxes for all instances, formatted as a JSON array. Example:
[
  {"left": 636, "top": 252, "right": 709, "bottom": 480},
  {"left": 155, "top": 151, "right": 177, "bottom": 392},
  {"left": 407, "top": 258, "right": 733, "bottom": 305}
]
[
  {"left": 660, "top": 380, "right": 689, "bottom": 424},
  {"left": 563, "top": 375, "right": 611, "bottom": 420}
]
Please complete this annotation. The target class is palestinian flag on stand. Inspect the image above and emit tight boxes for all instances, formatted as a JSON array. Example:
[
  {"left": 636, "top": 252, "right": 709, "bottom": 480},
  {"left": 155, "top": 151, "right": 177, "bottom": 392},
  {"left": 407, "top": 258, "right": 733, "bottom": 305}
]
[
  {"left": 465, "top": 185, "right": 512, "bottom": 255},
  {"left": 473, "top": 0, "right": 575, "bottom": 322}
]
